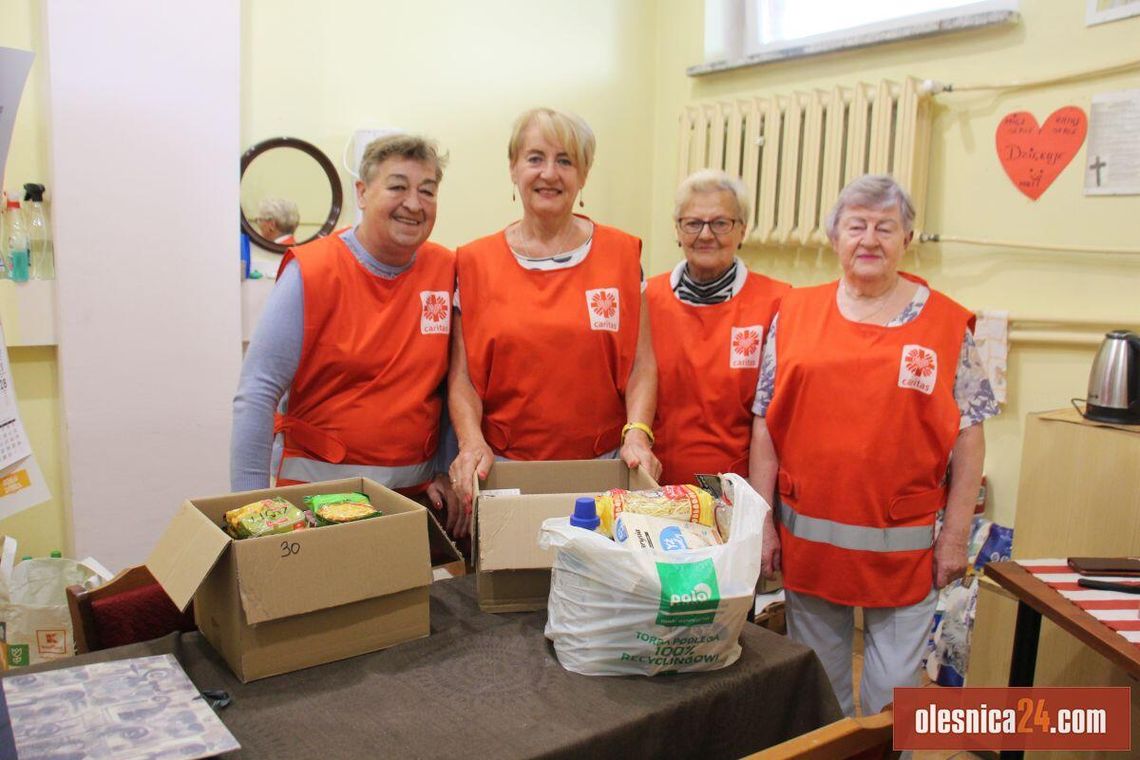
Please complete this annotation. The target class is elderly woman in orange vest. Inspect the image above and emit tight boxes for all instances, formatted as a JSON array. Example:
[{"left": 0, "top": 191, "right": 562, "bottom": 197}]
[
  {"left": 231, "top": 134, "right": 459, "bottom": 523},
  {"left": 647, "top": 169, "right": 789, "bottom": 486},
  {"left": 448, "top": 108, "right": 660, "bottom": 535},
  {"left": 748, "top": 174, "right": 998, "bottom": 717}
]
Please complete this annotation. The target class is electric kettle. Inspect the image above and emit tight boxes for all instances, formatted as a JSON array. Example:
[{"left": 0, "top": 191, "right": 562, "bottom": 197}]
[{"left": 1079, "top": 330, "right": 1140, "bottom": 424}]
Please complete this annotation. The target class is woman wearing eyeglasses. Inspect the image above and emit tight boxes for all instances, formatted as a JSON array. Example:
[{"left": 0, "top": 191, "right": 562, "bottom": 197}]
[
  {"left": 447, "top": 108, "right": 661, "bottom": 535},
  {"left": 645, "top": 169, "right": 789, "bottom": 486}
]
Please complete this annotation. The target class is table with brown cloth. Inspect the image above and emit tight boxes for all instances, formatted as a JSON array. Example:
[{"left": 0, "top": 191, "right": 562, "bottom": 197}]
[{"left": 4, "top": 575, "right": 842, "bottom": 759}]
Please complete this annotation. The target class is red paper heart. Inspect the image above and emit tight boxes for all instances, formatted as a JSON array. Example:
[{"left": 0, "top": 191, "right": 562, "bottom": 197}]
[{"left": 995, "top": 107, "right": 1087, "bottom": 200}]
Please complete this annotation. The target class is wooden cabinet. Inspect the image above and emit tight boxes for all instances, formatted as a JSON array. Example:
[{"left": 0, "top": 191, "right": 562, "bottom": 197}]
[{"left": 966, "top": 409, "right": 1140, "bottom": 759}]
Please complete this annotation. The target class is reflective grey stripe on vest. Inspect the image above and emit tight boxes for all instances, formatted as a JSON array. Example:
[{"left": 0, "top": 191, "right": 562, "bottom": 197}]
[
  {"left": 780, "top": 502, "right": 934, "bottom": 553},
  {"left": 278, "top": 457, "right": 435, "bottom": 489}
]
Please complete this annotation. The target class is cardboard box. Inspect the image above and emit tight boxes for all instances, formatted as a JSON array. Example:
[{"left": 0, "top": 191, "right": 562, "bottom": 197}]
[
  {"left": 147, "top": 477, "right": 463, "bottom": 682},
  {"left": 474, "top": 460, "right": 657, "bottom": 612}
]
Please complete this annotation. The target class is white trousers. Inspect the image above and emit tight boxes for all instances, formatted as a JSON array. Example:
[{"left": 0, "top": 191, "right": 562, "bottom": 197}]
[{"left": 785, "top": 588, "right": 937, "bottom": 717}]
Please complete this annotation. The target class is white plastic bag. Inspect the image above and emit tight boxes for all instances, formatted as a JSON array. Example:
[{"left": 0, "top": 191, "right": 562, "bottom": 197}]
[
  {"left": 0, "top": 537, "right": 112, "bottom": 667},
  {"left": 539, "top": 473, "right": 769, "bottom": 676}
]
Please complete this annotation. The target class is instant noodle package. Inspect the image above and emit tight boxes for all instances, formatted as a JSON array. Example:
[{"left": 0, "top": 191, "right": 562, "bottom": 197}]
[
  {"left": 305, "top": 492, "right": 382, "bottom": 526},
  {"left": 223, "top": 497, "right": 307, "bottom": 539}
]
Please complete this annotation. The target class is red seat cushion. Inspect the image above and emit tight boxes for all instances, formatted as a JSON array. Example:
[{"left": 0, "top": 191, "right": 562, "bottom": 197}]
[{"left": 89, "top": 582, "right": 196, "bottom": 649}]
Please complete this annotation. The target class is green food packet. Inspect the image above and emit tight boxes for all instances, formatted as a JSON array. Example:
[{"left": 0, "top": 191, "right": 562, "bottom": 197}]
[
  {"left": 225, "top": 497, "right": 307, "bottom": 539},
  {"left": 304, "top": 492, "right": 382, "bottom": 526},
  {"left": 303, "top": 492, "right": 371, "bottom": 510}
]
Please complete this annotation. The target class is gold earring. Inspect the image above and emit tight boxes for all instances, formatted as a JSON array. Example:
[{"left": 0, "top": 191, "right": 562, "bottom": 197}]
[
  {"left": 578, "top": 190, "right": 585, "bottom": 208},
  {"left": 512, "top": 186, "right": 516, "bottom": 202}
]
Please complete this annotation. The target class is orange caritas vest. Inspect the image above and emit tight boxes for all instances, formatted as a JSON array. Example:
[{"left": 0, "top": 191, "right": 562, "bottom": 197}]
[
  {"left": 456, "top": 221, "right": 642, "bottom": 460},
  {"left": 647, "top": 270, "right": 789, "bottom": 486},
  {"left": 274, "top": 234, "right": 454, "bottom": 489},
  {"left": 766, "top": 274, "right": 973, "bottom": 608}
]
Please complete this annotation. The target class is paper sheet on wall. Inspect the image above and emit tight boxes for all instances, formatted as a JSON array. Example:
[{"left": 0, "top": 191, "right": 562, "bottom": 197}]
[
  {"left": 1084, "top": 89, "right": 1140, "bottom": 196},
  {"left": 0, "top": 47, "right": 35, "bottom": 184},
  {"left": 0, "top": 454, "right": 50, "bottom": 521},
  {"left": 0, "top": 324, "right": 31, "bottom": 470},
  {"left": 1085, "top": 0, "right": 1140, "bottom": 26},
  {"left": 0, "top": 319, "right": 49, "bottom": 520}
]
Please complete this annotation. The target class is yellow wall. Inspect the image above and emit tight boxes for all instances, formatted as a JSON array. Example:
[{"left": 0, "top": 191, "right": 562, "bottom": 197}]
[
  {"left": 242, "top": 0, "right": 658, "bottom": 250},
  {"left": 0, "top": 1, "right": 67, "bottom": 558},
  {"left": 2, "top": 0, "right": 1138, "bottom": 553},
  {"left": 648, "top": 0, "right": 1140, "bottom": 528}
]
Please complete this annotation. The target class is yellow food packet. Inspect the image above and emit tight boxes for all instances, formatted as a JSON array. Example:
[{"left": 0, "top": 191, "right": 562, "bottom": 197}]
[{"left": 594, "top": 485, "right": 716, "bottom": 539}]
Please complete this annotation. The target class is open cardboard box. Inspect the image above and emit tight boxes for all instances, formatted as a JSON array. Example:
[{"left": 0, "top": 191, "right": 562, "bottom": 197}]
[
  {"left": 147, "top": 477, "right": 463, "bottom": 682},
  {"left": 474, "top": 460, "right": 657, "bottom": 612}
]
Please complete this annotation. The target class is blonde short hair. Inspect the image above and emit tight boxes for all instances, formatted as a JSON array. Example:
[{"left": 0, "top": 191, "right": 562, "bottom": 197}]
[
  {"left": 359, "top": 133, "right": 448, "bottom": 185},
  {"left": 673, "top": 169, "right": 751, "bottom": 223},
  {"left": 508, "top": 108, "right": 595, "bottom": 178}
]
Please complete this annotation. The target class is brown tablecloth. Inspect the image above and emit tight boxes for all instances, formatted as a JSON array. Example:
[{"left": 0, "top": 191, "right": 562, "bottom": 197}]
[{"left": 8, "top": 576, "right": 841, "bottom": 759}]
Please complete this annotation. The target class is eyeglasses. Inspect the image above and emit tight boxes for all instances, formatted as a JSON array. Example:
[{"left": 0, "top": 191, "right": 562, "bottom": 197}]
[{"left": 677, "top": 217, "right": 739, "bottom": 236}]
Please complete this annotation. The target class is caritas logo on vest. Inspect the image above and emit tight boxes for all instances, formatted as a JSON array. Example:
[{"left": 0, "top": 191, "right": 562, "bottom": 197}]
[
  {"left": 420, "top": 291, "right": 451, "bottom": 335},
  {"left": 898, "top": 344, "right": 937, "bottom": 395},
  {"left": 730, "top": 325, "right": 763, "bottom": 369},
  {"left": 585, "top": 288, "right": 620, "bottom": 331}
]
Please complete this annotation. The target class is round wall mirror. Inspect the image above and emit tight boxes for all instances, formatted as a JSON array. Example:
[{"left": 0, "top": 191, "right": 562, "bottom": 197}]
[{"left": 240, "top": 137, "right": 343, "bottom": 254}]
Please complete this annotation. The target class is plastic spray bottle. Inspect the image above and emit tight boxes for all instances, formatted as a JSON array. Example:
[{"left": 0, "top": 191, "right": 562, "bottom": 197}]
[
  {"left": 23, "top": 184, "right": 53, "bottom": 280},
  {"left": 0, "top": 193, "right": 9, "bottom": 280},
  {"left": 4, "top": 199, "right": 29, "bottom": 283}
]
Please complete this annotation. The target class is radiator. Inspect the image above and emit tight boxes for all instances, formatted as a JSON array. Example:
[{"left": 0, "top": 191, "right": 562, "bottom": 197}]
[{"left": 677, "top": 77, "right": 933, "bottom": 247}]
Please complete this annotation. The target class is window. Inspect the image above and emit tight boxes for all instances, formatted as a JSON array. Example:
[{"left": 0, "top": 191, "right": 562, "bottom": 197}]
[{"left": 700, "top": 0, "right": 1019, "bottom": 72}]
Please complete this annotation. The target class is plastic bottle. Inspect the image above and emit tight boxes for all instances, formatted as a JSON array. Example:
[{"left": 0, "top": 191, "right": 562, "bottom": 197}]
[
  {"left": 570, "top": 496, "right": 601, "bottom": 532},
  {"left": 0, "top": 193, "right": 9, "bottom": 280},
  {"left": 50, "top": 550, "right": 62, "bottom": 558},
  {"left": 23, "top": 184, "right": 54, "bottom": 280},
  {"left": 4, "top": 199, "right": 29, "bottom": 283},
  {"left": 240, "top": 232, "right": 251, "bottom": 279}
]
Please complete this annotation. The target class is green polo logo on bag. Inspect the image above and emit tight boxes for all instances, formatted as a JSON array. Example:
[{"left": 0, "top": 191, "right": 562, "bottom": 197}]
[
  {"left": 656, "top": 559, "right": 720, "bottom": 626},
  {"left": 7, "top": 644, "right": 28, "bottom": 667}
]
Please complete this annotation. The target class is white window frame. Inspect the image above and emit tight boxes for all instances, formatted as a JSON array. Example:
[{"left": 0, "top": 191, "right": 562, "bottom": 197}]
[{"left": 697, "top": 0, "right": 1019, "bottom": 74}]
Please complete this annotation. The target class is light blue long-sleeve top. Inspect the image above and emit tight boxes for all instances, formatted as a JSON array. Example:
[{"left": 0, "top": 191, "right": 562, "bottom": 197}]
[{"left": 229, "top": 228, "right": 456, "bottom": 492}]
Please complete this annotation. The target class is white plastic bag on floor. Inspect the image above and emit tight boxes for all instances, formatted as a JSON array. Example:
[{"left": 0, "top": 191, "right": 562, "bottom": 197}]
[
  {"left": 0, "top": 537, "right": 112, "bottom": 667},
  {"left": 540, "top": 473, "right": 768, "bottom": 676}
]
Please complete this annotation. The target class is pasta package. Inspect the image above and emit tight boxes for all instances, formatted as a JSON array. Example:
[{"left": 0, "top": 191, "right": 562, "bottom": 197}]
[
  {"left": 594, "top": 485, "right": 716, "bottom": 539},
  {"left": 613, "top": 512, "right": 723, "bottom": 552},
  {"left": 224, "top": 497, "right": 307, "bottom": 539},
  {"left": 304, "top": 492, "right": 382, "bottom": 526}
]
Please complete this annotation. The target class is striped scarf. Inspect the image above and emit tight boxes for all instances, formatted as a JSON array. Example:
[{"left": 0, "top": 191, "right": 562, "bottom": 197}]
[{"left": 673, "top": 261, "right": 739, "bottom": 305}]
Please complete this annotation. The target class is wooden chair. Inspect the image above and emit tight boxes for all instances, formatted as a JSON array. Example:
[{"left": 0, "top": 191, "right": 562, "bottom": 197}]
[
  {"left": 66, "top": 565, "right": 195, "bottom": 654},
  {"left": 744, "top": 707, "right": 898, "bottom": 760}
]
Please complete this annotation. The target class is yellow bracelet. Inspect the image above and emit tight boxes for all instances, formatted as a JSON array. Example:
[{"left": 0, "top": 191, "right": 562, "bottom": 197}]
[{"left": 621, "top": 422, "right": 655, "bottom": 447}]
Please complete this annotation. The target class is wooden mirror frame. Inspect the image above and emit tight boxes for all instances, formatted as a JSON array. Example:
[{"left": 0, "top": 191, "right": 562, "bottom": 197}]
[{"left": 240, "top": 136, "right": 344, "bottom": 254}]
